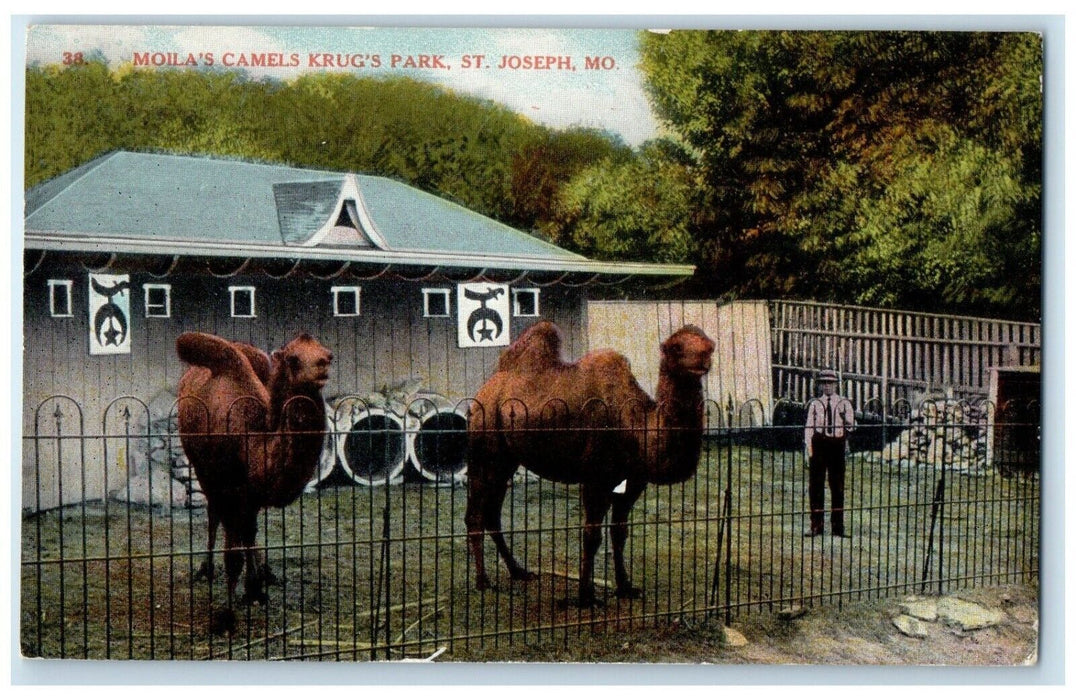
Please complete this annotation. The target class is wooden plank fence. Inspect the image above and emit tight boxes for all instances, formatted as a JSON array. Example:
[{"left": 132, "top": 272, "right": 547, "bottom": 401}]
[{"left": 770, "top": 300, "right": 1041, "bottom": 409}]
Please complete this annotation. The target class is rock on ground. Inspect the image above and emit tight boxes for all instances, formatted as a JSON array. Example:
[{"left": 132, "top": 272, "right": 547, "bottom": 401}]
[
  {"left": 110, "top": 468, "right": 204, "bottom": 509},
  {"left": 722, "top": 627, "right": 748, "bottom": 647},
  {"left": 899, "top": 597, "right": 939, "bottom": 621},
  {"left": 936, "top": 596, "right": 1005, "bottom": 631},
  {"left": 892, "top": 614, "right": 930, "bottom": 638}
]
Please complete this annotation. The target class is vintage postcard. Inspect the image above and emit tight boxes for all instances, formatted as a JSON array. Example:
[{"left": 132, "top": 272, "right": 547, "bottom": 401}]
[{"left": 15, "top": 22, "right": 1047, "bottom": 674}]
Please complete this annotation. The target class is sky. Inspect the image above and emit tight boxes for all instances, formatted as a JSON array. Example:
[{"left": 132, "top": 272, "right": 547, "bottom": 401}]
[{"left": 25, "top": 25, "right": 662, "bottom": 146}]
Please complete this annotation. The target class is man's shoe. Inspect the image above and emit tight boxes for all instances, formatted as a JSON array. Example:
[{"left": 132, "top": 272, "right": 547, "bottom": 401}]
[
  {"left": 833, "top": 531, "right": 851, "bottom": 539},
  {"left": 804, "top": 529, "right": 822, "bottom": 538}
]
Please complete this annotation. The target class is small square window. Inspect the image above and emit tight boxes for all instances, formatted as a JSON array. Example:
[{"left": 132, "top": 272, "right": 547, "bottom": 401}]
[
  {"left": 228, "top": 286, "right": 256, "bottom": 318},
  {"left": 423, "top": 288, "right": 450, "bottom": 318},
  {"left": 47, "top": 280, "right": 73, "bottom": 317},
  {"left": 331, "top": 286, "right": 361, "bottom": 317},
  {"left": 144, "top": 284, "right": 172, "bottom": 318},
  {"left": 512, "top": 288, "right": 540, "bottom": 317}
]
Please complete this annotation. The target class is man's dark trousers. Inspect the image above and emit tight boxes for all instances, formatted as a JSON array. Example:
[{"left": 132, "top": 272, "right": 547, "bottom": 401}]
[{"left": 808, "top": 433, "right": 847, "bottom": 535}]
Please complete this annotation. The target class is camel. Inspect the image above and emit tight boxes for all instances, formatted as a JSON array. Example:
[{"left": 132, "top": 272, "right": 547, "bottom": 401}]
[
  {"left": 176, "top": 331, "right": 332, "bottom": 629},
  {"left": 466, "top": 320, "right": 715, "bottom": 606}
]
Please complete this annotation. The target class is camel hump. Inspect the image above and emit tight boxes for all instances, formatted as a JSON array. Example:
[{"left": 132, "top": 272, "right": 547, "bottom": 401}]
[
  {"left": 497, "top": 321, "right": 565, "bottom": 372},
  {"left": 177, "top": 332, "right": 256, "bottom": 378},
  {"left": 580, "top": 350, "right": 636, "bottom": 383},
  {"left": 234, "top": 342, "right": 272, "bottom": 384}
]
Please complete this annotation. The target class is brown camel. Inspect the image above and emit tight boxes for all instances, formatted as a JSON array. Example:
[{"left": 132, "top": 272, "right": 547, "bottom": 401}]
[
  {"left": 176, "top": 331, "right": 332, "bottom": 628},
  {"left": 466, "top": 320, "right": 715, "bottom": 605}
]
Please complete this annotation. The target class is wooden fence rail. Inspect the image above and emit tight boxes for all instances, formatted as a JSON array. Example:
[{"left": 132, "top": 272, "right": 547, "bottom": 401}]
[{"left": 770, "top": 300, "right": 1041, "bottom": 409}]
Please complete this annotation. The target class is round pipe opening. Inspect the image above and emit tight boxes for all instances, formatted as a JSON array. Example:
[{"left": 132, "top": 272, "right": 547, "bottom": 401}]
[
  {"left": 337, "top": 407, "right": 407, "bottom": 486},
  {"left": 408, "top": 408, "right": 468, "bottom": 482}
]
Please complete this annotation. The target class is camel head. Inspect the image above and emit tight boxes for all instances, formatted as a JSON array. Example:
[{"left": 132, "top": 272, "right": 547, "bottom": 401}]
[
  {"left": 660, "top": 325, "right": 715, "bottom": 379},
  {"left": 272, "top": 333, "right": 333, "bottom": 390}
]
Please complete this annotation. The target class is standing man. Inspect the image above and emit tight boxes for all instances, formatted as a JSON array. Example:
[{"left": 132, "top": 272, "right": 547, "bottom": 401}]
[{"left": 804, "top": 369, "right": 855, "bottom": 538}]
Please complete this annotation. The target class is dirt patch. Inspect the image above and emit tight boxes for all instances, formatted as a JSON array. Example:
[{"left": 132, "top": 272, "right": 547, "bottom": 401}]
[
  {"left": 459, "top": 583, "right": 1038, "bottom": 665},
  {"left": 721, "top": 584, "right": 1037, "bottom": 665}
]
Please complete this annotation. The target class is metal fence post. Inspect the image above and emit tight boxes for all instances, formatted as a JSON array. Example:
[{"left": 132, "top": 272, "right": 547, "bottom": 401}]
[
  {"left": 723, "top": 396, "right": 735, "bottom": 626},
  {"left": 53, "top": 404, "right": 67, "bottom": 657},
  {"left": 938, "top": 413, "right": 948, "bottom": 595},
  {"left": 921, "top": 407, "right": 948, "bottom": 595},
  {"left": 372, "top": 504, "right": 391, "bottom": 659}
]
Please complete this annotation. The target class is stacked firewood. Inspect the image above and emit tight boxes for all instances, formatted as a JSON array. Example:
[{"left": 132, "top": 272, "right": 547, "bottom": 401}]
[{"left": 879, "top": 399, "right": 990, "bottom": 475}]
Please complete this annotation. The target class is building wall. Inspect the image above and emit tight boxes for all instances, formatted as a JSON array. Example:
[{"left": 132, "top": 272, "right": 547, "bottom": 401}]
[{"left": 22, "top": 256, "right": 589, "bottom": 509}]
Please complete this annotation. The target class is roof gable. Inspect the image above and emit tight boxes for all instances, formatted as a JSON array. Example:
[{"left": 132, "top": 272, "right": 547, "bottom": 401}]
[{"left": 273, "top": 179, "right": 355, "bottom": 246}]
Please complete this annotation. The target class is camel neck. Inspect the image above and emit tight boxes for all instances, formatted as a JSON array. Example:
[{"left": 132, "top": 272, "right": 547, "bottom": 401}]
[
  {"left": 643, "top": 372, "right": 706, "bottom": 486},
  {"left": 654, "top": 373, "right": 705, "bottom": 422},
  {"left": 267, "top": 375, "right": 324, "bottom": 431}
]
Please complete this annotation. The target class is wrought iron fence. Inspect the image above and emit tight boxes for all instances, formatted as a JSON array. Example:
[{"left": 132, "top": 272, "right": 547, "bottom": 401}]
[{"left": 20, "top": 396, "right": 1039, "bottom": 660}]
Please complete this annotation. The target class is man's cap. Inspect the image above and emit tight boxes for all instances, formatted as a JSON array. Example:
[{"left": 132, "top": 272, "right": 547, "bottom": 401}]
[{"left": 817, "top": 369, "right": 839, "bottom": 383}]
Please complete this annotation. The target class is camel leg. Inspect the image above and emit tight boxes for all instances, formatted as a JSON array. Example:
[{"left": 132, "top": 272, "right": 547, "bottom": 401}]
[
  {"left": 485, "top": 480, "right": 536, "bottom": 582},
  {"left": 204, "top": 526, "right": 242, "bottom": 636},
  {"left": 466, "top": 460, "right": 533, "bottom": 589},
  {"left": 237, "top": 516, "right": 268, "bottom": 606},
  {"left": 194, "top": 502, "right": 219, "bottom": 582},
  {"left": 465, "top": 432, "right": 497, "bottom": 590},
  {"left": 578, "top": 484, "right": 613, "bottom": 606},
  {"left": 249, "top": 511, "right": 278, "bottom": 587},
  {"left": 611, "top": 483, "right": 645, "bottom": 599},
  {"left": 465, "top": 479, "right": 494, "bottom": 590},
  {"left": 222, "top": 526, "right": 244, "bottom": 605},
  {"left": 241, "top": 551, "right": 266, "bottom": 605},
  {"left": 256, "top": 551, "right": 279, "bottom": 586}
]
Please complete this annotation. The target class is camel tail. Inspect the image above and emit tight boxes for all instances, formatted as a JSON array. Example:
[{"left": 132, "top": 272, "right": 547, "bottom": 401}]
[
  {"left": 177, "top": 332, "right": 249, "bottom": 376},
  {"left": 498, "top": 321, "right": 564, "bottom": 372}
]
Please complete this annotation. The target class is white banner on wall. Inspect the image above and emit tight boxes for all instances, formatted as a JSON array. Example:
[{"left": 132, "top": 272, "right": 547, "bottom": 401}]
[
  {"left": 88, "top": 274, "right": 132, "bottom": 355},
  {"left": 457, "top": 283, "right": 510, "bottom": 348}
]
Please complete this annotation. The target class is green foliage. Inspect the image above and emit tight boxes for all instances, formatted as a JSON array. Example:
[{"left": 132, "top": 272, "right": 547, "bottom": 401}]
[
  {"left": 547, "top": 140, "right": 696, "bottom": 264},
  {"left": 25, "top": 36, "right": 1044, "bottom": 322},
  {"left": 829, "top": 130, "right": 1040, "bottom": 312},
  {"left": 506, "top": 127, "right": 632, "bottom": 232},
  {"left": 24, "top": 63, "right": 622, "bottom": 235},
  {"left": 639, "top": 30, "right": 1043, "bottom": 320},
  {"left": 25, "top": 62, "right": 122, "bottom": 185}
]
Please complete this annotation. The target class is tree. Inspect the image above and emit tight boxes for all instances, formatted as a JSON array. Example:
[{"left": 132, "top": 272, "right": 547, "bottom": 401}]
[
  {"left": 546, "top": 140, "right": 696, "bottom": 264},
  {"left": 506, "top": 127, "right": 631, "bottom": 232},
  {"left": 25, "top": 61, "right": 122, "bottom": 185},
  {"left": 639, "top": 30, "right": 1043, "bottom": 320}
]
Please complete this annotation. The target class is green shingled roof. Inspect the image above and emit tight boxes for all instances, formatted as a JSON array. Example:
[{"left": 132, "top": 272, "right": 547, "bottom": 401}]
[{"left": 24, "top": 151, "right": 584, "bottom": 261}]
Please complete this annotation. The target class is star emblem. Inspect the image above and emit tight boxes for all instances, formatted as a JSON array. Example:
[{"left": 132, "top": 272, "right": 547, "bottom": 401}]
[{"left": 102, "top": 320, "right": 122, "bottom": 346}]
